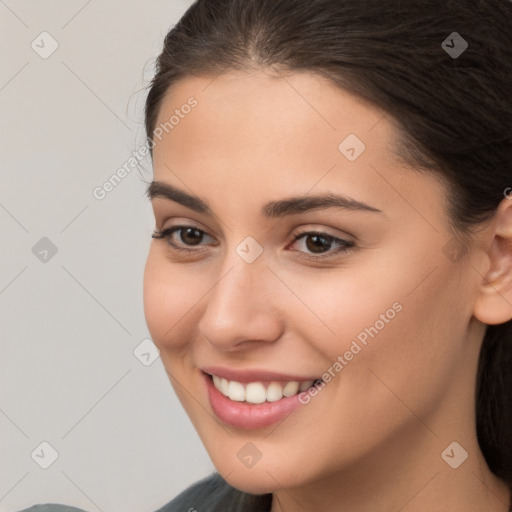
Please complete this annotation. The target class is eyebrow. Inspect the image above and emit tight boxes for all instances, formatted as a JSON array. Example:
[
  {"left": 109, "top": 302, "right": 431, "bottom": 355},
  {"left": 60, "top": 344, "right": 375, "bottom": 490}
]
[{"left": 146, "top": 180, "right": 383, "bottom": 217}]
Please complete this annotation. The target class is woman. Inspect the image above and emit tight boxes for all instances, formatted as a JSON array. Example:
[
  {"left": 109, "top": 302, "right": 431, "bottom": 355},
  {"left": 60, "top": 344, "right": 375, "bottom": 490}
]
[
  {"left": 143, "top": 0, "right": 512, "bottom": 510},
  {"left": 20, "top": 0, "right": 512, "bottom": 510}
]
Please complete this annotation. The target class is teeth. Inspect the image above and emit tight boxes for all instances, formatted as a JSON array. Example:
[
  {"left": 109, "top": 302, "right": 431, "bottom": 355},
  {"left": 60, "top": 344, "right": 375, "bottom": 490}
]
[
  {"left": 266, "top": 382, "right": 283, "bottom": 402},
  {"left": 220, "top": 377, "right": 229, "bottom": 395},
  {"left": 211, "top": 375, "right": 317, "bottom": 403},
  {"left": 299, "top": 380, "right": 314, "bottom": 392},
  {"left": 282, "top": 381, "right": 300, "bottom": 397},
  {"left": 213, "top": 375, "right": 231, "bottom": 395},
  {"left": 228, "top": 381, "right": 245, "bottom": 401},
  {"left": 245, "top": 382, "right": 267, "bottom": 404}
]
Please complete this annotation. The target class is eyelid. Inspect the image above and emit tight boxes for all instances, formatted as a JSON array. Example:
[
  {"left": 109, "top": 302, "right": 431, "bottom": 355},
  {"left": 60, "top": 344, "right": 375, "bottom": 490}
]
[
  {"left": 157, "top": 216, "right": 215, "bottom": 236},
  {"left": 153, "top": 221, "right": 356, "bottom": 260},
  {"left": 287, "top": 230, "right": 355, "bottom": 259},
  {"left": 153, "top": 224, "right": 217, "bottom": 251},
  {"left": 291, "top": 225, "right": 355, "bottom": 243},
  {"left": 155, "top": 221, "right": 353, "bottom": 245}
]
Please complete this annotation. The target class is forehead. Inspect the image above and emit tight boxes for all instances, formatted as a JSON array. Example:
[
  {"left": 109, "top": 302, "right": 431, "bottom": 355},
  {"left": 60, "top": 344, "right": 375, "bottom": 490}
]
[
  {"left": 155, "top": 71, "right": 390, "bottom": 167},
  {"left": 150, "top": 69, "right": 447, "bottom": 221},
  {"left": 154, "top": 69, "right": 396, "bottom": 153}
]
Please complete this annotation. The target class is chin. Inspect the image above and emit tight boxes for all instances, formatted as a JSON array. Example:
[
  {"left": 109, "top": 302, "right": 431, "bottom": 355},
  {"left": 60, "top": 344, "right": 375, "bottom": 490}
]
[
  {"left": 211, "top": 450, "right": 310, "bottom": 495},
  {"left": 220, "top": 467, "right": 284, "bottom": 495}
]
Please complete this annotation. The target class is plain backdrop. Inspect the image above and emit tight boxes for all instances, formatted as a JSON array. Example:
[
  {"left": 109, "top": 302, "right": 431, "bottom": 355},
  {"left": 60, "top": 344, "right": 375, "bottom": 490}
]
[{"left": 0, "top": 1, "right": 216, "bottom": 511}]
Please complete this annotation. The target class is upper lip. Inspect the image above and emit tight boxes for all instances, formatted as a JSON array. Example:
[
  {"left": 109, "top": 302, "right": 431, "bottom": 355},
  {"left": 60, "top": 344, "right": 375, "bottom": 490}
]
[{"left": 201, "top": 366, "right": 320, "bottom": 383}]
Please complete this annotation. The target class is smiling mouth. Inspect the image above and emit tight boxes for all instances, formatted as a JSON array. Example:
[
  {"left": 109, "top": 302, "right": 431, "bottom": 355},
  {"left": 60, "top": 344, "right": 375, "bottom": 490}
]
[{"left": 205, "top": 372, "right": 323, "bottom": 404}]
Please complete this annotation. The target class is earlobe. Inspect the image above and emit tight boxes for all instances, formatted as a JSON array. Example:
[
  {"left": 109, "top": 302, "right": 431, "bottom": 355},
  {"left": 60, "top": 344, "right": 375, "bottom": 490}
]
[{"left": 473, "top": 197, "right": 512, "bottom": 326}]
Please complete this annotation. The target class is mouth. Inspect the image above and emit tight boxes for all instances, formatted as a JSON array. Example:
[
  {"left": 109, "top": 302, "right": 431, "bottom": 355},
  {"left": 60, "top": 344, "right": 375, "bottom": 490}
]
[
  {"left": 202, "top": 369, "right": 325, "bottom": 429},
  {"left": 203, "top": 371, "right": 324, "bottom": 404}
]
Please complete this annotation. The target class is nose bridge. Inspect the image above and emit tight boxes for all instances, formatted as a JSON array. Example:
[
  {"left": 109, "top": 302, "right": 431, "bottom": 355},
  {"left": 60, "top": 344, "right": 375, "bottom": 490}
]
[{"left": 197, "top": 246, "right": 282, "bottom": 348}]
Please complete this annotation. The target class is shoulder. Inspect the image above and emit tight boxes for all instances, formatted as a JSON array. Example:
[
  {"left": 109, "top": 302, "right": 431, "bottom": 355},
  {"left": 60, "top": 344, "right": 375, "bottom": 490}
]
[
  {"left": 14, "top": 505, "right": 89, "bottom": 512},
  {"left": 12, "top": 474, "right": 272, "bottom": 512},
  {"left": 154, "top": 472, "right": 272, "bottom": 512}
]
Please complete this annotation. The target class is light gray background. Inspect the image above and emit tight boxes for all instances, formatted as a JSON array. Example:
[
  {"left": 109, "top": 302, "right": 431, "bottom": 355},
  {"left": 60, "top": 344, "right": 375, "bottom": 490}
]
[{"left": 0, "top": 1, "right": 215, "bottom": 511}]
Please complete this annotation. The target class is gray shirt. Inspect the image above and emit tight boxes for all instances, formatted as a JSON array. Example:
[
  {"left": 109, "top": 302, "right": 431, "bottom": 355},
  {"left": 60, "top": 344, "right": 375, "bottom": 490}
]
[{"left": 14, "top": 472, "right": 272, "bottom": 512}]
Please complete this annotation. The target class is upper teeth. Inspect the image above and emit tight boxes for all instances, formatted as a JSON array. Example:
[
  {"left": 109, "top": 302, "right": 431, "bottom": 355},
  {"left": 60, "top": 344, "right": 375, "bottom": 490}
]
[{"left": 212, "top": 375, "right": 315, "bottom": 404}]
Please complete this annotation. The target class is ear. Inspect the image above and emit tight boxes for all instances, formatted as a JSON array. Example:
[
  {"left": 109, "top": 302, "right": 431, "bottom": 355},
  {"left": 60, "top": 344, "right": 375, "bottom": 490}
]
[{"left": 473, "top": 196, "right": 512, "bottom": 325}]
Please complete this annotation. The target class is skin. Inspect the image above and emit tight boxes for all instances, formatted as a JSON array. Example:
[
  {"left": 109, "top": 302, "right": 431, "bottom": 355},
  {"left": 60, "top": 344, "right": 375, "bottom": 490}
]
[{"left": 143, "top": 68, "right": 512, "bottom": 512}]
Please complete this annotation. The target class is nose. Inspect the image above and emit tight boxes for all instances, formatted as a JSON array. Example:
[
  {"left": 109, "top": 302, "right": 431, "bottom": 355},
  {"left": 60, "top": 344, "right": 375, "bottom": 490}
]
[{"left": 197, "top": 255, "right": 284, "bottom": 352}]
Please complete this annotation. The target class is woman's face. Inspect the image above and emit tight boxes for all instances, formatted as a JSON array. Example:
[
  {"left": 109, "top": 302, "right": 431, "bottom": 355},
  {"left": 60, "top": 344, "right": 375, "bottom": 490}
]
[{"left": 143, "top": 69, "right": 488, "bottom": 494}]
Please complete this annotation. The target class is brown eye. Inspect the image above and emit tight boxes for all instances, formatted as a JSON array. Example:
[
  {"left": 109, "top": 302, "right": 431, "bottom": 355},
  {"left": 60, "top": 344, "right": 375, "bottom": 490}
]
[
  {"left": 179, "top": 227, "right": 203, "bottom": 245},
  {"left": 152, "top": 225, "right": 215, "bottom": 252},
  {"left": 304, "top": 234, "right": 334, "bottom": 253},
  {"left": 290, "top": 231, "right": 356, "bottom": 259}
]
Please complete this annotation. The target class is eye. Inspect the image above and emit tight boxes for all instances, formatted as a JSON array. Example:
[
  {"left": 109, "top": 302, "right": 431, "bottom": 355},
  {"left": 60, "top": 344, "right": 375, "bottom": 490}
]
[
  {"left": 152, "top": 225, "right": 215, "bottom": 252},
  {"left": 152, "top": 225, "right": 356, "bottom": 260},
  {"left": 288, "top": 231, "right": 356, "bottom": 259}
]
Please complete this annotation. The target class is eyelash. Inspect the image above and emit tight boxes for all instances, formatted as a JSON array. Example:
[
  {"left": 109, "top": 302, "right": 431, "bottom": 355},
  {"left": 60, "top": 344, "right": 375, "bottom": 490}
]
[{"left": 151, "top": 224, "right": 356, "bottom": 260}]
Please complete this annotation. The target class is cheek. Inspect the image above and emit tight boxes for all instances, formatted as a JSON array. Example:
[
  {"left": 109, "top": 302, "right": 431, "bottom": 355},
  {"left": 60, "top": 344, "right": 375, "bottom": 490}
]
[
  {"left": 276, "top": 258, "right": 409, "bottom": 362},
  {"left": 286, "top": 249, "right": 462, "bottom": 403},
  {"left": 330, "top": 265, "right": 465, "bottom": 425},
  {"left": 143, "top": 250, "right": 204, "bottom": 349}
]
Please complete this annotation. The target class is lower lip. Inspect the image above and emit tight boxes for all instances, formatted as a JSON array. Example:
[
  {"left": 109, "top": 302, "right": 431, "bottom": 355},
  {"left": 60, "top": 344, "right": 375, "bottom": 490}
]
[{"left": 204, "top": 372, "right": 304, "bottom": 430}]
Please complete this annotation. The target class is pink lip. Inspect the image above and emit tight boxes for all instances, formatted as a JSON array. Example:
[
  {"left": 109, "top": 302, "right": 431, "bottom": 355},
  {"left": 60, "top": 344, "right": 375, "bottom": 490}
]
[
  {"left": 203, "top": 372, "right": 307, "bottom": 429},
  {"left": 201, "top": 366, "right": 319, "bottom": 384}
]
